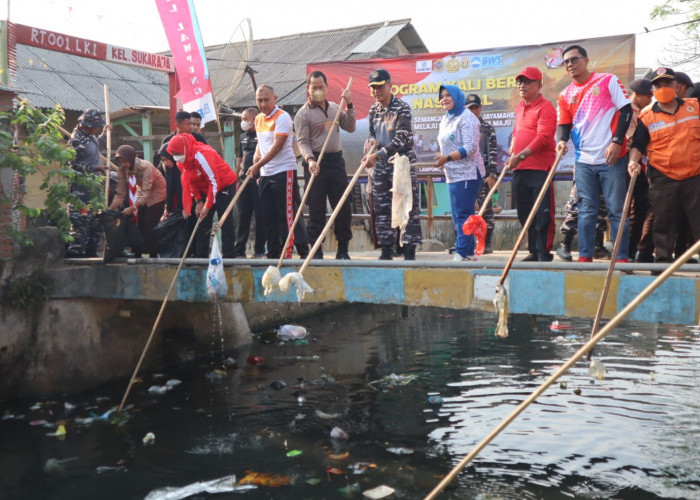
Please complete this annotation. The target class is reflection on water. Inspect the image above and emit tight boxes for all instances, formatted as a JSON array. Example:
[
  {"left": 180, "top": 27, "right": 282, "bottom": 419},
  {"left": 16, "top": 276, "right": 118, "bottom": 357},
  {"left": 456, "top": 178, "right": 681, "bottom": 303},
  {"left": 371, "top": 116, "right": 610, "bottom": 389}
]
[{"left": 1, "top": 305, "right": 699, "bottom": 499}]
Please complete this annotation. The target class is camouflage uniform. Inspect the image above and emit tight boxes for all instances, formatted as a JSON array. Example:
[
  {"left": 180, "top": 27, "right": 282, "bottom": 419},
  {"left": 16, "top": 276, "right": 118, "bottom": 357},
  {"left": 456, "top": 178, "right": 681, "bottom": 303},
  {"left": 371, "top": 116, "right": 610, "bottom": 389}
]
[
  {"left": 368, "top": 94, "right": 422, "bottom": 247},
  {"left": 474, "top": 117, "right": 498, "bottom": 229},
  {"left": 66, "top": 109, "right": 107, "bottom": 257},
  {"left": 559, "top": 181, "right": 608, "bottom": 238}
]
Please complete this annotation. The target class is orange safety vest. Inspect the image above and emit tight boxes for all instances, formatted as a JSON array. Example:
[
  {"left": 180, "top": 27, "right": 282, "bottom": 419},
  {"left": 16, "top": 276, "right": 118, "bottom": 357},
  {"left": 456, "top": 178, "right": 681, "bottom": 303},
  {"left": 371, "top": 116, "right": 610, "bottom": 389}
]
[{"left": 639, "top": 98, "right": 700, "bottom": 180}]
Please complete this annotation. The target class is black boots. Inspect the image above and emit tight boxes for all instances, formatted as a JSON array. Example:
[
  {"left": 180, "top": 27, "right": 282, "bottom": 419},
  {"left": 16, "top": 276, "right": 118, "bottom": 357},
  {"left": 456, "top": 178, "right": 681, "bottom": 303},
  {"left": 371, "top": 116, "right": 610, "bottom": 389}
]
[
  {"left": 335, "top": 240, "right": 350, "bottom": 260},
  {"left": 403, "top": 244, "right": 416, "bottom": 261},
  {"left": 379, "top": 245, "right": 393, "bottom": 260},
  {"left": 312, "top": 248, "right": 324, "bottom": 259},
  {"left": 556, "top": 232, "right": 573, "bottom": 261},
  {"left": 483, "top": 228, "right": 493, "bottom": 254}
]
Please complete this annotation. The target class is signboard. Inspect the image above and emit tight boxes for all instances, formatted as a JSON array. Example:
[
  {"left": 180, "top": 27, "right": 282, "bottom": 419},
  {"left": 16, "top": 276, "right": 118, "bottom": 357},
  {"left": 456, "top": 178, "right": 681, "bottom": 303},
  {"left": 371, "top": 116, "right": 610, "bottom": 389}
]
[
  {"left": 309, "top": 34, "right": 635, "bottom": 172},
  {"left": 13, "top": 23, "right": 174, "bottom": 72}
]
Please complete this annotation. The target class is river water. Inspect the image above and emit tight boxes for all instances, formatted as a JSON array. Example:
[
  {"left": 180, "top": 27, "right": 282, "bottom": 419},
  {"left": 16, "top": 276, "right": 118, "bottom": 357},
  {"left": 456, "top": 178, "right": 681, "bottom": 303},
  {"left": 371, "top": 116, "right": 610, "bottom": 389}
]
[{"left": 1, "top": 305, "right": 699, "bottom": 499}]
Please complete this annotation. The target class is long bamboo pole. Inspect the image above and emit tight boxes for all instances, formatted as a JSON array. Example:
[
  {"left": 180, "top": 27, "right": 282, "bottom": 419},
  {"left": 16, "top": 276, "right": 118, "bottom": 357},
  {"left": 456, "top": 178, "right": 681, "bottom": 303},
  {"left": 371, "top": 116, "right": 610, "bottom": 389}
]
[
  {"left": 103, "top": 84, "right": 112, "bottom": 202},
  {"left": 424, "top": 236, "right": 700, "bottom": 500}
]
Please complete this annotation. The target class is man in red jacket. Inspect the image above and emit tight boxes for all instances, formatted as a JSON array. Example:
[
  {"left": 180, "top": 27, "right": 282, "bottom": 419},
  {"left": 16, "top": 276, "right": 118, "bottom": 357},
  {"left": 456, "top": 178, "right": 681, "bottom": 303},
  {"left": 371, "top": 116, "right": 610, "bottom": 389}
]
[{"left": 167, "top": 134, "right": 238, "bottom": 258}]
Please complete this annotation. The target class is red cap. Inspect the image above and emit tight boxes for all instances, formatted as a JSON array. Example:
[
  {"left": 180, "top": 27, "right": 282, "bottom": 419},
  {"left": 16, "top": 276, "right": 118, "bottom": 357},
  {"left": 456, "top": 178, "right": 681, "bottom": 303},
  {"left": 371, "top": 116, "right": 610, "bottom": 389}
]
[{"left": 516, "top": 66, "right": 543, "bottom": 82}]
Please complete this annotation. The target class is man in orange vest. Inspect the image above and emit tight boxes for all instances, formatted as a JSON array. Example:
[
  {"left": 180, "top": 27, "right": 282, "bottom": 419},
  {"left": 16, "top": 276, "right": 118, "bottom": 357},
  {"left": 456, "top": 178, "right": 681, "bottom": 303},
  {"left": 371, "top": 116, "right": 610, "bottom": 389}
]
[{"left": 628, "top": 67, "right": 700, "bottom": 264}]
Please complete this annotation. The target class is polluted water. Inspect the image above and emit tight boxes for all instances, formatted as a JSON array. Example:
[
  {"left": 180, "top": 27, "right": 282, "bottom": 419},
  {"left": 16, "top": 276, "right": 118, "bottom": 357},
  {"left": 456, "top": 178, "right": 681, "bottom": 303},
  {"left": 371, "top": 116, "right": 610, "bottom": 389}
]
[{"left": 1, "top": 304, "right": 700, "bottom": 499}]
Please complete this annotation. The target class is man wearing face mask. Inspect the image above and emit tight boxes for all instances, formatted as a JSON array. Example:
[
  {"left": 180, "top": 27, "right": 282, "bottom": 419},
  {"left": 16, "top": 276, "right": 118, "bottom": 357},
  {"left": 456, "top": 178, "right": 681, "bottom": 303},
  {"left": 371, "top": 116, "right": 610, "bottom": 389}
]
[
  {"left": 234, "top": 107, "right": 266, "bottom": 258},
  {"left": 628, "top": 67, "right": 700, "bottom": 265},
  {"left": 294, "top": 70, "right": 356, "bottom": 260}
]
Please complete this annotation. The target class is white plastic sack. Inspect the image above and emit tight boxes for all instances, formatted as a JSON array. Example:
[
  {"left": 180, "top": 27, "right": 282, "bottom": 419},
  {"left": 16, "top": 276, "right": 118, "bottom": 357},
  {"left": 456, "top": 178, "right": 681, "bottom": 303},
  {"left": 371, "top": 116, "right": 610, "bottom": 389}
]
[
  {"left": 278, "top": 272, "right": 313, "bottom": 302},
  {"left": 261, "top": 265, "right": 282, "bottom": 295},
  {"left": 390, "top": 154, "right": 412, "bottom": 245},
  {"left": 144, "top": 474, "right": 257, "bottom": 499},
  {"left": 206, "top": 238, "right": 227, "bottom": 299}
]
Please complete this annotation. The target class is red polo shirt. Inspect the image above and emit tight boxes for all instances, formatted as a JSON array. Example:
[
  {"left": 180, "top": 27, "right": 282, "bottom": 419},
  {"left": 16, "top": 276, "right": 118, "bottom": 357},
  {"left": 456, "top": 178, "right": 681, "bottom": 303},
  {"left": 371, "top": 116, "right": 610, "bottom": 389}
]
[{"left": 512, "top": 94, "right": 557, "bottom": 171}]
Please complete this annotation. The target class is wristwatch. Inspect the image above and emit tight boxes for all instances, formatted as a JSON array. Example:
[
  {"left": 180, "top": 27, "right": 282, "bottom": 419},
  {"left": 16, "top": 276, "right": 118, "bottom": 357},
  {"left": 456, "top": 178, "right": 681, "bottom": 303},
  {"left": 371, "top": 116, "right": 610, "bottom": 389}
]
[{"left": 518, "top": 153, "right": 526, "bottom": 161}]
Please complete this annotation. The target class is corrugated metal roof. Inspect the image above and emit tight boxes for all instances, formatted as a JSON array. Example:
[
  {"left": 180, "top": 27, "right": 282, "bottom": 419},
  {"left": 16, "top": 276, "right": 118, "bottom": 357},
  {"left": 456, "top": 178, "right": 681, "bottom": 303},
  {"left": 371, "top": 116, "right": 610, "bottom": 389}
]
[
  {"left": 208, "top": 19, "right": 428, "bottom": 109},
  {"left": 15, "top": 44, "right": 169, "bottom": 112}
]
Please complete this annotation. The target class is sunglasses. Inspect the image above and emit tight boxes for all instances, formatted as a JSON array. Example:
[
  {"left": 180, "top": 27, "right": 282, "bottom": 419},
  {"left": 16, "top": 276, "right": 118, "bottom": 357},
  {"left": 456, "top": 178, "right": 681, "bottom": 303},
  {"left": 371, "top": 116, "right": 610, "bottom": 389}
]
[{"left": 563, "top": 56, "right": 581, "bottom": 66}]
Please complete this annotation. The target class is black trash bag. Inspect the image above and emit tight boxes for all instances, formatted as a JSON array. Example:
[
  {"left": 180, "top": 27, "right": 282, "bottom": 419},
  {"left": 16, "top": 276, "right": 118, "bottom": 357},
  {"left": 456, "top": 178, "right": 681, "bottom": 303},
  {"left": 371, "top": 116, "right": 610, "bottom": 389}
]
[
  {"left": 98, "top": 209, "right": 126, "bottom": 263},
  {"left": 153, "top": 210, "right": 189, "bottom": 258},
  {"left": 124, "top": 215, "right": 145, "bottom": 256}
]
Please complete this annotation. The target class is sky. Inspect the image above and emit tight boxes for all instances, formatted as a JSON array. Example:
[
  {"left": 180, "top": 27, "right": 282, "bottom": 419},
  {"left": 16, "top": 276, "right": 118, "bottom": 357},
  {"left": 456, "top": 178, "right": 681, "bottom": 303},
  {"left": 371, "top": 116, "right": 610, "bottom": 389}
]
[{"left": 3, "top": 0, "right": 699, "bottom": 80}]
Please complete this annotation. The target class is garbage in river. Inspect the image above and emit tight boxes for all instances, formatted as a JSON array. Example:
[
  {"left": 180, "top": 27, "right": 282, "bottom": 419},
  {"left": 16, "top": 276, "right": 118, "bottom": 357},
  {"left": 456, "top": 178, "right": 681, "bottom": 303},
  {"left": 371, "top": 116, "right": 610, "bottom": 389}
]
[
  {"left": 270, "top": 380, "right": 287, "bottom": 390},
  {"left": 247, "top": 356, "right": 265, "bottom": 365},
  {"left": 363, "top": 484, "right": 396, "bottom": 499},
  {"left": 148, "top": 386, "right": 168, "bottom": 395},
  {"left": 315, "top": 409, "right": 341, "bottom": 420},
  {"left": 238, "top": 471, "right": 293, "bottom": 487},
  {"left": 368, "top": 373, "right": 418, "bottom": 391},
  {"left": 427, "top": 395, "right": 444, "bottom": 405},
  {"left": 588, "top": 359, "right": 606, "bottom": 380},
  {"left": 46, "top": 424, "right": 67, "bottom": 439},
  {"left": 330, "top": 426, "right": 349, "bottom": 440},
  {"left": 277, "top": 324, "right": 309, "bottom": 341},
  {"left": 165, "top": 379, "right": 182, "bottom": 389},
  {"left": 493, "top": 284, "right": 509, "bottom": 338},
  {"left": 328, "top": 451, "right": 349, "bottom": 460},
  {"left": 262, "top": 265, "right": 282, "bottom": 296},
  {"left": 386, "top": 446, "right": 414, "bottom": 455},
  {"left": 550, "top": 320, "right": 574, "bottom": 331},
  {"left": 142, "top": 432, "right": 155, "bottom": 445},
  {"left": 285, "top": 449, "right": 303, "bottom": 457},
  {"left": 278, "top": 272, "right": 313, "bottom": 302},
  {"left": 43, "top": 457, "right": 79, "bottom": 474},
  {"left": 349, "top": 462, "right": 378, "bottom": 475},
  {"left": 204, "top": 369, "right": 227, "bottom": 381},
  {"left": 145, "top": 474, "right": 256, "bottom": 499}
]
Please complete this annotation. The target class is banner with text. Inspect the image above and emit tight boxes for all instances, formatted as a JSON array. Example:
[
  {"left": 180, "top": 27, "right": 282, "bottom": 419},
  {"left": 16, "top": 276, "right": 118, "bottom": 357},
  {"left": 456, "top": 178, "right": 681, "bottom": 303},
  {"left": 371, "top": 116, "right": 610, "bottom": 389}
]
[
  {"left": 309, "top": 34, "right": 635, "bottom": 173},
  {"left": 156, "top": 0, "right": 216, "bottom": 124}
]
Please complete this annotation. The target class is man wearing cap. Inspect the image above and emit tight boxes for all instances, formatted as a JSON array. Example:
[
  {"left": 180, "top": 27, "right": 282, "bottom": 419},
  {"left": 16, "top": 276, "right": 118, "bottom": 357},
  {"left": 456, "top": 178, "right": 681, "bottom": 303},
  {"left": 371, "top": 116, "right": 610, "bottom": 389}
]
[
  {"left": 626, "top": 78, "right": 655, "bottom": 262},
  {"left": 674, "top": 72, "right": 694, "bottom": 99},
  {"left": 467, "top": 94, "right": 498, "bottom": 253},
  {"left": 556, "top": 44, "right": 633, "bottom": 263},
  {"left": 66, "top": 108, "right": 111, "bottom": 258},
  {"left": 507, "top": 66, "right": 557, "bottom": 262},
  {"left": 294, "top": 70, "right": 356, "bottom": 260},
  {"left": 362, "top": 68, "right": 422, "bottom": 260},
  {"left": 628, "top": 67, "right": 700, "bottom": 264}
]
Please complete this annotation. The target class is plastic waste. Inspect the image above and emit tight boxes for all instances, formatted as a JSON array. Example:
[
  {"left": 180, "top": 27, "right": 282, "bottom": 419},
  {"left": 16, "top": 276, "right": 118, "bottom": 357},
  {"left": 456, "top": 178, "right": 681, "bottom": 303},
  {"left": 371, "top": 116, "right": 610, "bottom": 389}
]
[
  {"left": 427, "top": 395, "right": 444, "bottom": 405},
  {"left": 588, "top": 358, "right": 606, "bottom": 381},
  {"left": 142, "top": 432, "right": 155, "bottom": 445},
  {"left": 238, "top": 471, "right": 293, "bottom": 487},
  {"left": 64, "top": 402, "right": 76, "bottom": 412},
  {"left": 329, "top": 452, "right": 349, "bottom": 460},
  {"left": 363, "top": 485, "right": 396, "bottom": 499},
  {"left": 165, "top": 379, "right": 182, "bottom": 390},
  {"left": 349, "top": 463, "right": 377, "bottom": 475},
  {"left": 315, "top": 409, "right": 340, "bottom": 420},
  {"left": 368, "top": 373, "right": 417, "bottom": 391},
  {"left": 285, "top": 449, "right": 303, "bottom": 457},
  {"left": 330, "top": 426, "right": 349, "bottom": 440},
  {"left": 262, "top": 265, "right": 282, "bottom": 296},
  {"left": 386, "top": 447, "right": 413, "bottom": 455},
  {"left": 390, "top": 153, "right": 412, "bottom": 244},
  {"left": 206, "top": 238, "right": 228, "bottom": 299},
  {"left": 278, "top": 272, "right": 313, "bottom": 302},
  {"left": 550, "top": 320, "right": 574, "bottom": 331},
  {"left": 270, "top": 380, "right": 286, "bottom": 390},
  {"left": 306, "top": 478, "right": 322, "bottom": 485},
  {"left": 204, "top": 369, "right": 227, "bottom": 381},
  {"left": 247, "top": 356, "right": 265, "bottom": 365},
  {"left": 462, "top": 214, "right": 488, "bottom": 255},
  {"left": 145, "top": 474, "right": 257, "bottom": 499},
  {"left": 148, "top": 385, "right": 168, "bottom": 395},
  {"left": 43, "top": 457, "right": 79, "bottom": 474},
  {"left": 277, "top": 324, "right": 308, "bottom": 341},
  {"left": 493, "top": 283, "right": 509, "bottom": 338},
  {"left": 95, "top": 465, "right": 127, "bottom": 474}
]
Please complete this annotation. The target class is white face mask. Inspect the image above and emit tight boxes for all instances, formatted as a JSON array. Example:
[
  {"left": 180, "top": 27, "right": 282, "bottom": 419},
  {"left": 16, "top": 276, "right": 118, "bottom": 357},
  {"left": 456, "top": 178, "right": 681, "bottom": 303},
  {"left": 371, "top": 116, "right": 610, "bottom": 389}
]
[
  {"left": 173, "top": 154, "right": 185, "bottom": 163},
  {"left": 241, "top": 120, "right": 252, "bottom": 132}
]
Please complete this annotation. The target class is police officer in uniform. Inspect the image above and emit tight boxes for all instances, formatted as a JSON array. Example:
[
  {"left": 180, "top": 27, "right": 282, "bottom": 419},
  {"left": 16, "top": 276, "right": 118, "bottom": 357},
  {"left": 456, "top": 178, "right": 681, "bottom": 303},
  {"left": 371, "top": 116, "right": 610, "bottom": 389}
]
[{"left": 66, "top": 108, "right": 109, "bottom": 257}]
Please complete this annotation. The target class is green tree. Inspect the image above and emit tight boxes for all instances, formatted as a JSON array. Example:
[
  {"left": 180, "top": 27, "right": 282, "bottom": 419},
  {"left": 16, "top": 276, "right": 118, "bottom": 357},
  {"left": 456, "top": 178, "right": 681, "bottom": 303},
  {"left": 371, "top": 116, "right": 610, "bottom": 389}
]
[
  {"left": 0, "top": 101, "right": 105, "bottom": 244},
  {"left": 652, "top": 0, "right": 700, "bottom": 67}
]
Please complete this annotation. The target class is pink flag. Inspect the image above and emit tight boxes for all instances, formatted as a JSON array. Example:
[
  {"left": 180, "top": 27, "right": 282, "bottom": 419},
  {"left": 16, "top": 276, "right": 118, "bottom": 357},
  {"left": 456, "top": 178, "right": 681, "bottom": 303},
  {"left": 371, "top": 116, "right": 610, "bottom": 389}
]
[{"left": 156, "top": 0, "right": 216, "bottom": 124}]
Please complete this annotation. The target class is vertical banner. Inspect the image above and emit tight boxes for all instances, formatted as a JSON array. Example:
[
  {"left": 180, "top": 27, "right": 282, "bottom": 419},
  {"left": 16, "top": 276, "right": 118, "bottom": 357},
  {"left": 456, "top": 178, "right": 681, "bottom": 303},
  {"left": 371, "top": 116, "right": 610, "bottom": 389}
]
[
  {"left": 156, "top": 0, "right": 216, "bottom": 124},
  {"left": 0, "top": 21, "right": 8, "bottom": 86},
  {"left": 310, "top": 34, "right": 635, "bottom": 172}
]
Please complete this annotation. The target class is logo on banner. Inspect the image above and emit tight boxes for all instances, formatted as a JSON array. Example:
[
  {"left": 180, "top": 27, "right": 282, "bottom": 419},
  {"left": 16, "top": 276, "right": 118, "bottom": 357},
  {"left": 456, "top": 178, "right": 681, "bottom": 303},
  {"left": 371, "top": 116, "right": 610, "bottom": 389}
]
[
  {"left": 470, "top": 55, "right": 502, "bottom": 69},
  {"left": 416, "top": 60, "right": 432, "bottom": 73},
  {"left": 461, "top": 57, "right": 470, "bottom": 69},
  {"left": 433, "top": 60, "right": 445, "bottom": 72},
  {"left": 545, "top": 47, "right": 564, "bottom": 69},
  {"left": 446, "top": 56, "right": 460, "bottom": 73}
]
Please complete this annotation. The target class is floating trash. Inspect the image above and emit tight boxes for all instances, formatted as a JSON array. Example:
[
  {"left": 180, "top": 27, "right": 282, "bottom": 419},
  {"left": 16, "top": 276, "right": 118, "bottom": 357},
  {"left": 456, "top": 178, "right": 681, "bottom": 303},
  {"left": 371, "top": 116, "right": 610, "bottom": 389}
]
[
  {"left": 588, "top": 359, "right": 606, "bottom": 381},
  {"left": 247, "top": 356, "right": 265, "bottom": 365},
  {"left": 165, "top": 379, "right": 182, "bottom": 390},
  {"left": 550, "top": 320, "right": 573, "bottom": 331},
  {"left": 349, "top": 462, "right": 377, "bottom": 475},
  {"left": 277, "top": 324, "right": 309, "bottom": 341},
  {"left": 330, "top": 426, "right": 349, "bottom": 440},
  {"left": 386, "top": 447, "right": 413, "bottom": 455},
  {"left": 326, "top": 467, "right": 345, "bottom": 480},
  {"left": 204, "top": 370, "right": 227, "bottom": 381},
  {"left": 559, "top": 381, "right": 568, "bottom": 390},
  {"left": 427, "top": 395, "right": 444, "bottom": 405},
  {"left": 328, "top": 451, "right": 349, "bottom": 460},
  {"left": 43, "top": 457, "right": 78, "bottom": 474},
  {"left": 29, "top": 419, "right": 50, "bottom": 426},
  {"left": 306, "top": 478, "right": 321, "bottom": 485},
  {"left": 47, "top": 424, "right": 67, "bottom": 439},
  {"left": 95, "top": 465, "right": 127, "bottom": 474},
  {"left": 573, "top": 388, "right": 582, "bottom": 396},
  {"left": 363, "top": 484, "right": 396, "bottom": 499},
  {"left": 368, "top": 373, "right": 417, "bottom": 391},
  {"left": 238, "top": 471, "right": 293, "bottom": 487},
  {"left": 142, "top": 432, "right": 155, "bottom": 445},
  {"left": 339, "top": 483, "right": 362, "bottom": 495},
  {"left": 315, "top": 409, "right": 340, "bottom": 420},
  {"left": 148, "top": 386, "right": 168, "bottom": 395},
  {"left": 145, "top": 474, "right": 256, "bottom": 499},
  {"left": 285, "top": 449, "right": 303, "bottom": 457},
  {"left": 64, "top": 402, "right": 76, "bottom": 411},
  {"left": 629, "top": 331, "right": 642, "bottom": 337},
  {"left": 270, "top": 380, "right": 287, "bottom": 390}
]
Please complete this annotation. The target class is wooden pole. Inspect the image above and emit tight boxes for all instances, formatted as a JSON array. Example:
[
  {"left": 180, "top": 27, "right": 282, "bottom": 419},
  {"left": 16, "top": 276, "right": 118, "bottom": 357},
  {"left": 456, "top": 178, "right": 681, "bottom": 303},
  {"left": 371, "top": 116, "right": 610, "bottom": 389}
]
[
  {"left": 118, "top": 215, "right": 204, "bottom": 411},
  {"left": 276, "top": 77, "right": 353, "bottom": 268},
  {"left": 476, "top": 165, "right": 509, "bottom": 218},
  {"left": 103, "top": 84, "right": 112, "bottom": 203},
  {"left": 497, "top": 150, "right": 563, "bottom": 286},
  {"left": 587, "top": 166, "right": 639, "bottom": 360},
  {"left": 424, "top": 237, "right": 700, "bottom": 500},
  {"left": 210, "top": 175, "right": 251, "bottom": 238}
]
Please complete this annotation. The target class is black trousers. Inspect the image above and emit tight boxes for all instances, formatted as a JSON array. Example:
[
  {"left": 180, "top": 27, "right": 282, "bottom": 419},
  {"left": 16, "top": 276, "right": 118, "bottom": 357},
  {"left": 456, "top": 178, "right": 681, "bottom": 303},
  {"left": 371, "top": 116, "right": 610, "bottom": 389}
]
[
  {"left": 194, "top": 183, "right": 237, "bottom": 258},
  {"left": 234, "top": 178, "right": 266, "bottom": 256},
  {"left": 628, "top": 170, "right": 653, "bottom": 257},
  {"left": 303, "top": 151, "right": 352, "bottom": 245},
  {"left": 513, "top": 169, "right": 555, "bottom": 258},
  {"left": 648, "top": 167, "right": 700, "bottom": 262},
  {"left": 137, "top": 201, "right": 166, "bottom": 257},
  {"left": 259, "top": 170, "right": 308, "bottom": 259}
]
